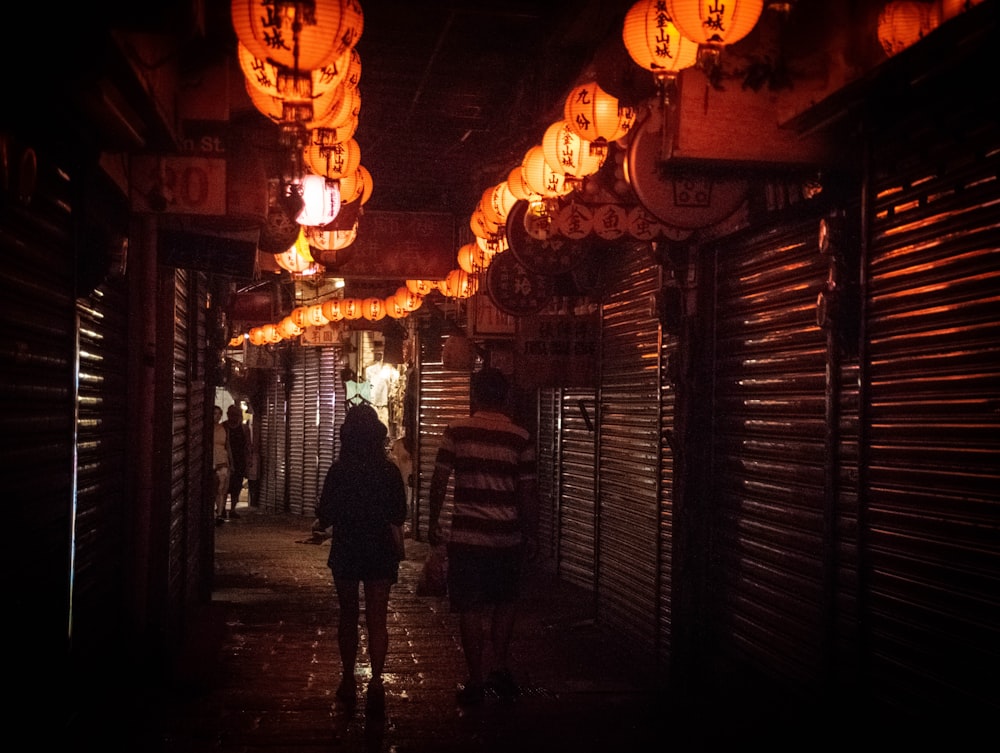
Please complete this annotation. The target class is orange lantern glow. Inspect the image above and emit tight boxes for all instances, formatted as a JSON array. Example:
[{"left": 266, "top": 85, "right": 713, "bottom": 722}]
[
  {"left": 457, "top": 241, "right": 490, "bottom": 274},
  {"left": 477, "top": 233, "right": 508, "bottom": 259},
  {"left": 541, "top": 120, "right": 607, "bottom": 181},
  {"left": 289, "top": 306, "right": 310, "bottom": 328},
  {"left": 470, "top": 205, "right": 501, "bottom": 239},
  {"left": 394, "top": 286, "right": 424, "bottom": 312},
  {"left": 406, "top": 279, "right": 438, "bottom": 296},
  {"left": 522, "top": 145, "right": 573, "bottom": 198},
  {"left": 274, "top": 228, "right": 316, "bottom": 272},
  {"left": 305, "top": 224, "right": 358, "bottom": 251},
  {"left": 622, "top": 1, "right": 700, "bottom": 82},
  {"left": 383, "top": 298, "right": 407, "bottom": 319},
  {"left": 277, "top": 316, "right": 303, "bottom": 339},
  {"left": 231, "top": 0, "right": 364, "bottom": 74},
  {"left": 564, "top": 81, "right": 636, "bottom": 143},
  {"left": 262, "top": 323, "right": 282, "bottom": 344},
  {"left": 877, "top": 0, "right": 941, "bottom": 57},
  {"left": 361, "top": 297, "right": 387, "bottom": 321},
  {"left": 338, "top": 164, "right": 374, "bottom": 205},
  {"left": 249, "top": 327, "right": 268, "bottom": 346},
  {"left": 238, "top": 42, "right": 350, "bottom": 101},
  {"left": 321, "top": 298, "right": 344, "bottom": 321},
  {"left": 305, "top": 304, "right": 329, "bottom": 326},
  {"left": 303, "top": 137, "right": 361, "bottom": 181},
  {"left": 439, "top": 269, "right": 478, "bottom": 299},
  {"left": 665, "top": 0, "right": 764, "bottom": 71},
  {"left": 507, "top": 165, "right": 539, "bottom": 202},
  {"left": 479, "top": 182, "right": 517, "bottom": 226},
  {"left": 340, "top": 297, "right": 362, "bottom": 320}
]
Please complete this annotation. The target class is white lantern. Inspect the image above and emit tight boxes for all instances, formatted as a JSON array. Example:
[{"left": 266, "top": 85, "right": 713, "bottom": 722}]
[{"left": 295, "top": 174, "right": 341, "bottom": 226}]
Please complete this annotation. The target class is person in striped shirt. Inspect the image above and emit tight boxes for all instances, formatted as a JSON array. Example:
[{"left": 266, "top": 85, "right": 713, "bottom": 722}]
[{"left": 428, "top": 367, "right": 538, "bottom": 706}]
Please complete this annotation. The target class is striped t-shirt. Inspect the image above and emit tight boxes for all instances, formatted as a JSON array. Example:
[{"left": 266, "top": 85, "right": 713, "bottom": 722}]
[{"left": 433, "top": 410, "right": 535, "bottom": 548}]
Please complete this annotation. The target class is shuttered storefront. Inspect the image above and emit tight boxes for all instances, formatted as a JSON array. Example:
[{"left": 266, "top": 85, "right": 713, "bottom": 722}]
[
  {"left": 558, "top": 387, "right": 598, "bottom": 591},
  {"left": 707, "top": 217, "right": 830, "bottom": 696},
  {"left": 863, "top": 96, "right": 1000, "bottom": 714},
  {"left": 598, "top": 244, "right": 664, "bottom": 658},
  {"left": 2, "top": 136, "right": 77, "bottom": 693}
]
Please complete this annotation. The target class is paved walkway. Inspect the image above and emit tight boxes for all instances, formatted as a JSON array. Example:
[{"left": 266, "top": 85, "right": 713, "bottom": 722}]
[{"left": 125, "top": 509, "right": 667, "bottom": 752}]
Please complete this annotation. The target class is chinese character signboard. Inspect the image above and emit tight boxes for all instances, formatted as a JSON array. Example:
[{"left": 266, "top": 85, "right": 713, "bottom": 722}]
[{"left": 514, "top": 313, "right": 598, "bottom": 389}]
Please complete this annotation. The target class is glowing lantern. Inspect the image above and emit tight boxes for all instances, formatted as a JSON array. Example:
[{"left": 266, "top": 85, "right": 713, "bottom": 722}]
[
  {"left": 470, "top": 205, "right": 501, "bottom": 239},
  {"left": 305, "top": 224, "right": 358, "bottom": 251},
  {"left": 564, "top": 81, "right": 636, "bottom": 143},
  {"left": 457, "top": 241, "right": 490, "bottom": 274},
  {"left": 439, "top": 269, "right": 477, "bottom": 299},
  {"left": 289, "top": 306, "right": 310, "bottom": 327},
  {"left": 277, "top": 316, "right": 303, "bottom": 339},
  {"left": 305, "top": 304, "right": 329, "bottom": 326},
  {"left": 294, "top": 173, "right": 341, "bottom": 226},
  {"left": 249, "top": 327, "right": 268, "bottom": 346},
  {"left": 541, "top": 120, "right": 607, "bottom": 182},
  {"left": 231, "top": 0, "right": 364, "bottom": 74},
  {"left": 477, "top": 233, "right": 508, "bottom": 259},
  {"left": 321, "top": 298, "right": 344, "bottom": 321},
  {"left": 274, "top": 228, "right": 316, "bottom": 272},
  {"left": 406, "top": 279, "right": 438, "bottom": 296},
  {"left": 338, "top": 164, "right": 374, "bottom": 205},
  {"left": 877, "top": 1, "right": 941, "bottom": 57},
  {"left": 340, "top": 298, "right": 362, "bottom": 320},
  {"left": 623, "top": 1, "right": 700, "bottom": 82},
  {"left": 229, "top": 334, "right": 246, "bottom": 348},
  {"left": 507, "top": 165, "right": 539, "bottom": 202},
  {"left": 303, "top": 137, "right": 361, "bottom": 181},
  {"left": 479, "top": 182, "right": 517, "bottom": 226},
  {"left": 394, "top": 286, "right": 424, "bottom": 312},
  {"left": 360, "top": 297, "right": 386, "bottom": 321},
  {"left": 384, "top": 297, "right": 407, "bottom": 319},
  {"left": 262, "top": 323, "right": 282, "bottom": 344},
  {"left": 522, "top": 145, "right": 573, "bottom": 198},
  {"left": 237, "top": 42, "right": 349, "bottom": 101},
  {"left": 665, "top": 0, "right": 764, "bottom": 72}
]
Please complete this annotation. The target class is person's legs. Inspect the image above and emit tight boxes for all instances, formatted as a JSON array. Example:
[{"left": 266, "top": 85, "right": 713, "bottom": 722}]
[
  {"left": 334, "top": 576, "right": 361, "bottom": 705},
  {"left": 458, "top": 608, "right": 487, "bottom": 687},
  {"left": 489, "top": 600, "right": 517, "bottom": 672},
  {"left": 361, "top": 579, "right": 391, "bottom": 681},
  {"left": 227, "top": 473, "right": 243, "bottom": 515},
  {"left": 215, "top": 467, "right": 229, "bottom": 519}
]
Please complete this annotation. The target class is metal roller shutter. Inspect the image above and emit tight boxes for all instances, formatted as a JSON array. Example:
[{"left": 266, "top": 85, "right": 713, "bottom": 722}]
[
  {"left": 708, "top": 218, "right": 829, "bottom": 694},
  {"left": 598, "top": 243, "right": 663, "bottom": 657},
  {"left": 559, "top": 387, "right": 598, "bottom": 591},
  {"left": 864, "top": 98, "right": 1000, "bottom": 714},
  {"left": 287, "top": 352, "right": 307, "bottom": 516},
  {"left": 536, "top": 388, "right": 558, "bottom": 560}
]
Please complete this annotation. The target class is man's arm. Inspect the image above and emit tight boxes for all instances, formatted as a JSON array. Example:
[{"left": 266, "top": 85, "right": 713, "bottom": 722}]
[{"left": 427, "top": 462, "right": 450, "bottom": 546}]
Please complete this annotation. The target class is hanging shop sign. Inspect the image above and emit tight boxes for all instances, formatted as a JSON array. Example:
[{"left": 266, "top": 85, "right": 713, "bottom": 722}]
[
  {"left": 485, "top": 248, "right": 554, "bottom": 317},
  {"left": 515, "top": 313, "right": 599, "bottom": 389}
]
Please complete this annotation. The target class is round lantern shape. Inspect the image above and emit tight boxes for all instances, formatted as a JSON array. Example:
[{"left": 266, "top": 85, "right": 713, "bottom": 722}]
[
  {"left": 295, "top": 173, "right": 341, "bottom": 226},
  {"left": 383, "top": 297, "right": 407, "bottom": 319},
  {"left": 289, "top": 306, "right": 310, "bottom": 328},
  {"left": 877, "top": 0, "right": 941, "bottom": 57},
  {"left": 477, "top": 232, "right": 509, "bottom": 259},
  {"left": 231, "top": 0, "right": 364, "bottom": 74},
  {"left": 457, "top": 241, "right": 490, "bottom": 274},
  {"left": 470, "top": 205, "right": 502, "bottom": 239},
  {"left": 306, "top": 303, "right": 330, "bottom": 326},
  {"left": 622, "top": 1, "right": 699, "bottom": 82},
  {"left": 238, "top": 42, "right": 349, "bottom": 101},
  {"left": 321, "top": 298, "right": 344, "bottom": 321},
  {"left": 406, "top": 279, "right": 438, "bottom": 297},
  {"left": 541, "top": 120, "right": 607, "bottom": 180},
  {"left": 362, "top": 297, "right": 387, "bottom": 321},
  {"left": 665, "top": 0, "right": 764, "bottom": 65},
  {"left": 277, "top": 316, "right": 303, "bottom": 339},
  {"left": 274, "top": 228, "right": 315, "bottom": 272},
  {"left": 303, "top": 137, "right": 361, "bottom": 181},
  {"left": 564, "top": 81, "right": 636, "bottom": 143},
  {"left": 245, "top": 75, "right": 347, "bottom": 128},
  {"left": 338, "top": 164, "right": 373, "bottom": 205},
  {"left": 394, "top": 286, "right": 424, "bottom": 312},
  {"left": 521, "top": 145, "right": 571, "bottom": 198},
  {"left": 507, "top": 165, "right": 539, "bottom": 202},
  {"left": 340, "top": 297, "right": 362, "bottom": 320},
  {"left": 439, "top": 268, "right": 478, "bottom": 299},
  {"left": 262, "top": 323, "right": 282, "bottom": 344},
  {"left": 305, "top": 224, "right": 358, "bottom": 251},
  {"left": 249, "top": 327, "right": 268, "bottom": 346}
]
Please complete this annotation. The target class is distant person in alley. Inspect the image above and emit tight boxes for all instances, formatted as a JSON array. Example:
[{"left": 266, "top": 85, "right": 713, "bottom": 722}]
[
  {"left": 315, "top": 403, "right": 408, "bottom": 715},
  {"left": 428, "top": 367, "right": 538, "bottom": 706}
]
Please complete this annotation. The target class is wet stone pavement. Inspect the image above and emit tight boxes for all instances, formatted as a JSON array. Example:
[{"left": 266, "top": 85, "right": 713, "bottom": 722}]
[{"left": 122, "top": 509, "right": 668, "bottom": 753}]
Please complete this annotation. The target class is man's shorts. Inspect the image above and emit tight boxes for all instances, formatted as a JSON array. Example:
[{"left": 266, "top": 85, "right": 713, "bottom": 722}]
[{"left": 446, "top": 543, "right": 523, "bottom": 612}]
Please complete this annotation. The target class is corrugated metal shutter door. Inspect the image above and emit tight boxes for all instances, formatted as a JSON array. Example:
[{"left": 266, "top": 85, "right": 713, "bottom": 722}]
[
  {"left": 288, "top": 353, "right": 307, "bottom": 515},
  {"left": 865, "top": 99, "right": 1000, "bottom": 714},
  {"left": 1, "top": 136, "right": 76, "bottom": 672},
  {"left": 709, "top": 218, "right": 829, "bottom": 693},
  {"left": 559, "top": 387, "right": 597, "bottom": 591},
  {"left": 536, "top": 388, "right": 558, "bottom": 560},
  {"left": 414, "top": 356, "right": 470, "bottom": 539},
  {"left": 73, "top": 188, "right": 129, "bottom": 663},
  {"left": 598, "top": 244, "right": 662, "bottom": 656},
  {"left": 314, "top": 346, "right": 340, "bottom": 502}
]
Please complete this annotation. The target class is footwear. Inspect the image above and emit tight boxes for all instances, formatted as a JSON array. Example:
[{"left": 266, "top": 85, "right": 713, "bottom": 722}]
[
  {"left": 216, "top": 516, "right": 225, "bottom": 526},
  {"left": 366, "top": 678, "right": 385, "bottom": 714},
  {"left": 336, "top": 676, "right": 357, "bottom": 709},
  {"left": 456, "top": 681, "right": 485, "bottom": 707},
  {"left": 485, "top": 669, "right": 519, "bottom": 701}
]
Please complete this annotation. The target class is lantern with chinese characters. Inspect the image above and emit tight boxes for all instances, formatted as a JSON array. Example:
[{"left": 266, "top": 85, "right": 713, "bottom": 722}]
[
  {"left": 477, "top": 233, "right": 509, "bottom": 259},
  {"left": 521, "top": 145, "right": 571, "bottom": 198},
  {"left": 507, "top": 165, "right": 540, "bottom": 202},
  {"left": 238, "top": 42, "right": 350, "bottom": 102},
  {"left": 321, "top": 298, "right": 344, "bottom": 321},
  {"left": 665, "top": 0, "right": 764, "bottom": 73},
  {"left": 457, "top": 241, "right": 490, "bottom": 275},
  {"left": 406, "top": 279, "right": 438, "bottom": 296},
  {"left": 289, "top": 306, "right": 310, "bottom": 328},
  {"left": 470, "top": 205, "right": 501, "bottom": 240},
  {"left": 249, "top": 327, "right": 269, "bottom": 346},
  {"left": 277, "top": 316, "right": 303, "bottom": 339},
  {"left": 383, "top": 297, "right": 407, "bottom": 319},
  {"left": 394, "top": 286, "right": 424, "bottom": 312},
  {"left": 541, "top": 120, "right": 607, "bottom": 183},
  {"left": 439, "top": 269, "right": 477, "bottom": 299},
  {"left": 361, "top": 297, "right": 387, "bottom": 321},
  {"left": 338, "top": 164, "right": 373, "bottom": 205},
  {"left": 306, "top": 304, "right": 329, "bottom": 326},
  {"left": 564, "top": 81, "right": 636, "bottom": 143},
  {"left": 294, "top": 173, "right": 341, "bottom": 226},
  {"left": 623, "top": 1, "right": 699, "bottom": 82},
  {"left": 303, "top": 137, "right": 361, "bottom": 181},
  {"left": 231, "top": 0, "right": 364, "bottom": 74},
  {"left": 274, "top": 228, "right": 316, "bottom": 272},
  {"left": 479, "top": 181, "right": 518, "bottom": 226},
  {"left": 340, "top": 298, "right": 362, "bottom": 320}
]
